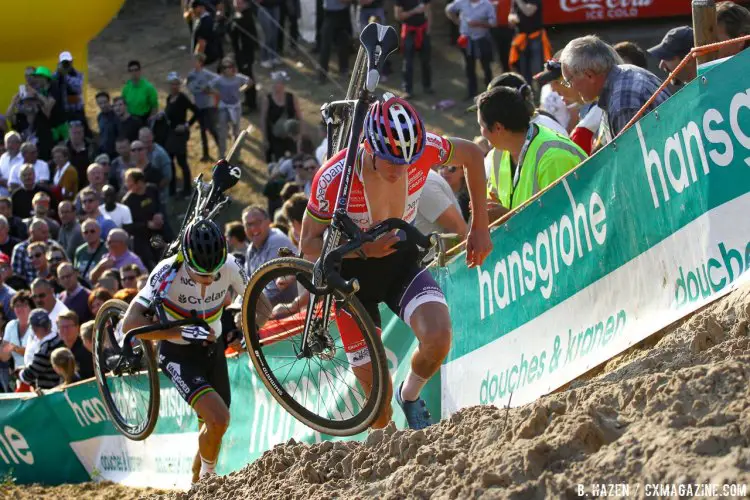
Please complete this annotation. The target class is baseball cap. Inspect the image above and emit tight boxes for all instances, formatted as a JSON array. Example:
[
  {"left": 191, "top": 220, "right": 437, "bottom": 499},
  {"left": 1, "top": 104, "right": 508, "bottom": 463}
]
[
  {"left": 648, "top": 26, "right": 694, "bottom": 60},
  {"left": 34, "top": 66, "right": 53, "bottom": 80},
  {"left": 534, "top": 60, "right": 563, "bottom": 86},
  {"left": 271, "top": 70, "right": 290, "bottom": 82},
  {"left": 29, "top": 309, "right": 51, "bottom": 329},
  {"left": 0, "top": 253, "right": 10, "bottom": 266},
  {"left": 59, "top": 51, "right": 73, "bottom": 63},
  {"left": 167, "top": 71, "right": 180, "bottom": 83}
]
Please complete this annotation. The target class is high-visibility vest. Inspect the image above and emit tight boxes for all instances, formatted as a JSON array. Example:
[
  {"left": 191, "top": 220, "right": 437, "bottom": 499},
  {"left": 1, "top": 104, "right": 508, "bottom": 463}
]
[
  {"left": 491, "top": 124, "right": 587, "bottom": 210},
  {"left": 485, "top": 147, "right": 512, "bottom": 208}
]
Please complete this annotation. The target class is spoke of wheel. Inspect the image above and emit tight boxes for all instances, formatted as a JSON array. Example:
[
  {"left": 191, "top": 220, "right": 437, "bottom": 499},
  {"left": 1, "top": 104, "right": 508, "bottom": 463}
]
[
  {"left": 327, "top": 355, "right": 368, "bottom": 403},
  {"left": 312, "top": 356, "right": 356, "bottom": 419}
]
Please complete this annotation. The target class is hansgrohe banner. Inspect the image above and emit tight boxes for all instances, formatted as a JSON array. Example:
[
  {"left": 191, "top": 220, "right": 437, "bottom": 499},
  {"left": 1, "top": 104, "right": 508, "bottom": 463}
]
[
  {"left": 439, "top": 48, "right": 750, "bottom": 415},
  {"left": 0, "top": 306, "right": 436, "bottom": 489}
]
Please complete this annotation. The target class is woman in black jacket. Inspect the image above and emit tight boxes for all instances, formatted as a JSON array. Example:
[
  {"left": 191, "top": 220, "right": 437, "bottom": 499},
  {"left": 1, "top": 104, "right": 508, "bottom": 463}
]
[{"left": 164, "top": 72, "right": 199, "bottom": 197}]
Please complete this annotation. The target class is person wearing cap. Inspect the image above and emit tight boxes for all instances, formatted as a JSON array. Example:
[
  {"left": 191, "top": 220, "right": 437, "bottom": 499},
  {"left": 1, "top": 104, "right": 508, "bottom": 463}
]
[
  {"left": 560, "top": 35, "right": 671, "bottom": 143},
  {"left": 89, "top": 228, "right": 146, "bottom": 284},
  {"left": 95, "top": 91, "right": 120, "bottom": 158},
  {"left": 165, "top": 71, "right": 199, "bottom": 197},
  {"left": 54, "top": 51, "right": 88, "bottom": 129},
  {"left": 261, "top": 70, "right": 301, "bottom": 162},
  {"left": 17, "top": 308, "right": 64, "bottom": 390},
  {"left": 476, "top": 85, "right": 587, "bottom": 218},
  {"left": 0, "top": 132, "right": 23, "bottom": 196},
  {"left": 29, "top": 67, "right": 67, "bottom": 143},
  {"left": 122, "top": 60, "right": 159, "bottom": 123},
  {"left": 648, "top": 26, "right": 696, "bottom": 87},
  {"left": 50, "top": 145, "right": 78, "bottom": 201},
  {"left": 23, "top": 191, "right": 60, "bottom": 240}
]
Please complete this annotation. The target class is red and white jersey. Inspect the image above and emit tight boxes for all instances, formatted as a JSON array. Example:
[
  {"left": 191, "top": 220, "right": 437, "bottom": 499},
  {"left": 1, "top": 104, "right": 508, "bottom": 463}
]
[{"left": 306, "top": 133, "right": 454, "bottom": 230}]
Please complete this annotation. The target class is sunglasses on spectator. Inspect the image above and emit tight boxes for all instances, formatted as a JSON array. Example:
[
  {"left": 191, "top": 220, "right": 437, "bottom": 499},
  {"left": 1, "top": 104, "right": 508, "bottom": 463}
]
[
  {"left": 128, "top": 67, "right": 140, "bottom": 73},
  {"left": 32, "top": 293, "right": 47, "bottom": 300},
  {"left": 29, "top": 252, "right": 43, "bottom": 259},
  {"left": 83, "top": 228, "right": 98, "bottom": 234},
  {"left": 47, "top": 256, "right": 63, "bottom": 263},
  {"left": 296, "top": 163, "right": 317, "bottom": 171}
]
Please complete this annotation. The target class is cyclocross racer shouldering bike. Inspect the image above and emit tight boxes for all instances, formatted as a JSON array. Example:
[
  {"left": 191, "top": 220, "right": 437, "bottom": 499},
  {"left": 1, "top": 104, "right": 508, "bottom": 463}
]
[
  {"left": 121, "top": 219, "right": 248, "bottom": 482},
  {"left": 300, "top": 96, "right": 492, "bottom": 430}
]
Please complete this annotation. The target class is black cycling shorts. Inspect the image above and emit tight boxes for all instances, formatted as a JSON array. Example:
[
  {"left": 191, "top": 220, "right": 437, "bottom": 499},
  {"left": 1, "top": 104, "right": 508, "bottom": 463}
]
[
  {"left": 336, "top": 245, "right": 447, "bottom": 366},
  {"left": 158, "top": 337, "right": 231, "bottom": 409}
]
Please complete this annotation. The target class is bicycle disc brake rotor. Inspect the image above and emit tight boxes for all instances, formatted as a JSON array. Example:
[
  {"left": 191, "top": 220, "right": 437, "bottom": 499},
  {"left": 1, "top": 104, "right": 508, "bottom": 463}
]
[{"left": 306, "top": 316, "right": 337, "bottom": 361}]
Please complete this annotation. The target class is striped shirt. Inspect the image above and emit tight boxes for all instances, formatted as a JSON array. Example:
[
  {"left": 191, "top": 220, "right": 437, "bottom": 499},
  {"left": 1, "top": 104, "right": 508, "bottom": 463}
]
[
  {"left": 599, "top": 64, "right": 672, "bottom": 142},
  {"left": 19, "top": 332, "right": 63, "bottom": 389}
]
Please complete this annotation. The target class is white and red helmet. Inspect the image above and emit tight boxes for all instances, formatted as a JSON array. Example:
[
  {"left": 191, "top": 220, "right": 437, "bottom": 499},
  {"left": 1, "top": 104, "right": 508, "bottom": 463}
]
[{"left": 364, "top": 96, "right": 426, "bottom": 164}]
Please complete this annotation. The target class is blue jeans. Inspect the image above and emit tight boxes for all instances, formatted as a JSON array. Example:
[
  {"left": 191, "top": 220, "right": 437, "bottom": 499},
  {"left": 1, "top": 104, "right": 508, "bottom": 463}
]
[
  {"left": 259, "top": 6, "right": 280, "bottom": 62},
  {"left": 517, "top": 36, "right": 543, "bottom": 86}
]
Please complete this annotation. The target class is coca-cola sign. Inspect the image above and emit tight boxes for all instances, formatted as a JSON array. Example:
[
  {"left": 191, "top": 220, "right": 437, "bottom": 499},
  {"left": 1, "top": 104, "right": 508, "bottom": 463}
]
[{"left": 545, "top": 0, "right": 691, "bottom": 24}]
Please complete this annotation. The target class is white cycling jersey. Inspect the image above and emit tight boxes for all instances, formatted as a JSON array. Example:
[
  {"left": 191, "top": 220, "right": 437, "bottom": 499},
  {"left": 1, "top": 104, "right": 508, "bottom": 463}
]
[{"left": 135, "top": 254, "right": 249, "bottom": 344}]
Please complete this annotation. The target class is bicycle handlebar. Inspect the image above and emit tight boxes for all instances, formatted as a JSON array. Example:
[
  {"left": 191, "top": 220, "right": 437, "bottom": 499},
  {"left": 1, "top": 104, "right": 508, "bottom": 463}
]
[
  {"left": 121, "top": 310, "right": 210, "bottom": 357},
  {"left": 319, "top": 216, "right": 437, "bottom": 296}
]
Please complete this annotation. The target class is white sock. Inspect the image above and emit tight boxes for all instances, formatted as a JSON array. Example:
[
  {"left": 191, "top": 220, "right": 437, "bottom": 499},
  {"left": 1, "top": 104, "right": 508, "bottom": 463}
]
[
  {"left": 400, "top": 370, "right": 428, "bottom": 402},
  {"left": 199, "top": 455, "right": 216, "bottom": 479}
]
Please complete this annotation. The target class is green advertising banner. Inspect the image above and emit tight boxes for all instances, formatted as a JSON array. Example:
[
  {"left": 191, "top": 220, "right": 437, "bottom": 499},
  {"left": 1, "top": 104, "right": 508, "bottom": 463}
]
[
  {"left": 439, "top": 49, "right": 750, "bottom": 414},
  {"left": 0, "top": 306, "right": 437, "bottom": 488}
]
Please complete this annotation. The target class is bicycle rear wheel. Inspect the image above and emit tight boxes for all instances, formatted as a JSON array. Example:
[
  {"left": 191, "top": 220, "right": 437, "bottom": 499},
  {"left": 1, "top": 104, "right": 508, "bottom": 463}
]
[
  {"left": 93, "top": 299, "right": 160, "bottom": 441},
  {"left": 242, "top": 257, "right": 389, "bottom": 436}
]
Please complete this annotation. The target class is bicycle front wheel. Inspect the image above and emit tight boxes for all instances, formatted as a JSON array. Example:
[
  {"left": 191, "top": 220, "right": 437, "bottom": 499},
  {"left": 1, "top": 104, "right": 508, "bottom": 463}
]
[
  {"left": 93, "top": 299, "right": 160, "bottom": 441},
  {"left": 242, "top": 257, "right": 389, "bottom": 436}
]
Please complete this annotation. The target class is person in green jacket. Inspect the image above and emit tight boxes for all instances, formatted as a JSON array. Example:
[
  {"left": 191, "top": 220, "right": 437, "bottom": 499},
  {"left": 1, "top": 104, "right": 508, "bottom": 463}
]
[
  {"left": 476, "top": 84, "right": 587, "bottom": 219},
  {"left": 121, "top": 60, "right": 159, "bottom": 123}
]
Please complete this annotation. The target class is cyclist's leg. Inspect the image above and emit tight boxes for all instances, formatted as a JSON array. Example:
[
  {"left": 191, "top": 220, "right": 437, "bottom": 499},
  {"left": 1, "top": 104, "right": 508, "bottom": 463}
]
[
  {"left": 392, "top": 266, "right": 450, "bottom": 402},
  {"left": 158, "top": 341, "right": 229, "bottom": 482},
  {"left": 335, "top": 301, "right": 393, "bottom": 428}
]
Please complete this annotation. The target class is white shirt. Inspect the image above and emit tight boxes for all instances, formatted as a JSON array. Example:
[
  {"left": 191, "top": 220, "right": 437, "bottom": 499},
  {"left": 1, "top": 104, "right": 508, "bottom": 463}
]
[
  {"left": 52, "top": 161, "right": 72, "bottom": 186},
  {"left": 0, "top": 151, "right": 23, "bottom": 195},
  {"left": 540, "top": 84, "right": 571, "bottom": 132},
  {"left": 9, "top": 159, "right": 51, "bottom": 188},
  {"left": 101, "top": 203, "right": 133, "bottom": 227},
  {"left": 532, "top": 113, "right": 569, "bottom": 138},
  {"left": 49, "top": 299, "right": 70, "bottom": 333},
  {"left": 315, "top": 138, "right": 328, "bottom": 166}
]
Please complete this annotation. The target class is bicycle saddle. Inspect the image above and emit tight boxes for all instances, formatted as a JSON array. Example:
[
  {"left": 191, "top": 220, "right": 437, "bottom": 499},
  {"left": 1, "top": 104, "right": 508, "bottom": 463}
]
[
  {"left": 359, "top": 22, "right": 399, "bottom": 92},
  {"left": 212, "top": 159, "right": 242, "bottom": 192}
]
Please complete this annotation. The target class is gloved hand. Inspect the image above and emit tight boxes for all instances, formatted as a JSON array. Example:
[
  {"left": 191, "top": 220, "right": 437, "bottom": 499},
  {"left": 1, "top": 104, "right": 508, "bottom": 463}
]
[{"left": 181, "top": 324, "right": 213, "bottom": 345}]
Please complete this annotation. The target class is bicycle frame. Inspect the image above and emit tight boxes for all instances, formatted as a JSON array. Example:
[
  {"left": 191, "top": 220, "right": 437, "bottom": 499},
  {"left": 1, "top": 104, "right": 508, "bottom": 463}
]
[{"left": 297, "top": 23, "right": 412, "bottom": 359}]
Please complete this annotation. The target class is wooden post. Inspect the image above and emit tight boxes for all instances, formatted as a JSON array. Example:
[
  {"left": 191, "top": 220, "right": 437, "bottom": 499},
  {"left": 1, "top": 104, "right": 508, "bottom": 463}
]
[{"left": 692, "top": 0, "right": 719, "bottom": 65}]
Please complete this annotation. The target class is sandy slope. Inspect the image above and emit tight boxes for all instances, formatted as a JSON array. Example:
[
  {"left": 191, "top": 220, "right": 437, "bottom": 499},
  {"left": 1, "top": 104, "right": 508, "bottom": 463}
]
[{"left": 173, "top": 283, "right": 750, "bottom": 499}]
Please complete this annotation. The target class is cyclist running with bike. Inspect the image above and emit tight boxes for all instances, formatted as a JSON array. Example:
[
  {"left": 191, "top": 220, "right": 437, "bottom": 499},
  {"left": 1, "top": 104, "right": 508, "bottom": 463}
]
[
  {"left": 121, "top": 218, "right": 248, "bottom": 483},
  {"left": 300, "top": 96, "right": 492, "bottom": 430}
]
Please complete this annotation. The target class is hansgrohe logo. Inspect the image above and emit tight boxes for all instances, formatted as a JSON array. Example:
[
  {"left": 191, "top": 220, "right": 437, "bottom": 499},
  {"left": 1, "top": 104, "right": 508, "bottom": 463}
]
[
  {"left": 477, "top": 178, "right": 608, "bottom": 321},
  {"left": 675, "top": 240, "right": 750, "bottom": 306}
]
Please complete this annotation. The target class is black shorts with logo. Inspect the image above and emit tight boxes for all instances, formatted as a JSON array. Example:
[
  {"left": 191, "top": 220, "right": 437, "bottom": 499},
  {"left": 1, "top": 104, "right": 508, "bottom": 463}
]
[{"left": 157, "top": 337, "right": 231, "bottom": 409}]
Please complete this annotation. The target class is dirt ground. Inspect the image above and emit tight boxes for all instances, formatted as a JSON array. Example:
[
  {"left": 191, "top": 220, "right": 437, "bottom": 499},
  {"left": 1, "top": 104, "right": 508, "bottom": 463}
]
[{"left": 0, "top": 481, "right": 170, "bottom": 500}]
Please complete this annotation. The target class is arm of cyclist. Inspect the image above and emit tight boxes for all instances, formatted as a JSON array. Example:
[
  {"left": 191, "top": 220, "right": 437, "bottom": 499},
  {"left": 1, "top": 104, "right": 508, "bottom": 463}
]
[
  {"left": 299, "top": 214, "right": 400, "bottom": 262},
  {"left": 444, "top": 137, "right": 493, "bottom": 267},
  {"left": 121, "top": 300, "right": 216, "bottom": 342}
]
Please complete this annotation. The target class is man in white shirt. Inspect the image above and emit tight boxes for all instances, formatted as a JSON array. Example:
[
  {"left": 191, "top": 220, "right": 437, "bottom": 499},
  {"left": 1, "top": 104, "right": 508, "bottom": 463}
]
[
  {"left": 0, "top": 132, "right": 23, "bottom": 196},
  {"left": 30, "top": 278, "right": 69, "bottom": 332},
  {"left": 8, "top": 142, "right": 51, "bottom": 191},
  {"left": 100, "top": 185, "right": 133, "bottom": 228},
  {"left": 414, "top": 169, "right": 468, "bottom": 262}
]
